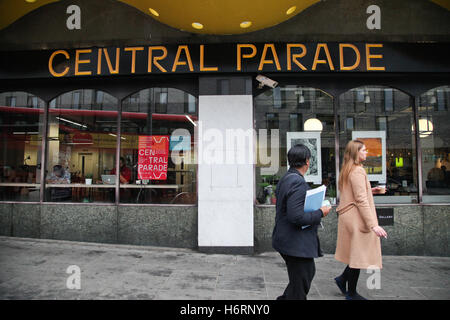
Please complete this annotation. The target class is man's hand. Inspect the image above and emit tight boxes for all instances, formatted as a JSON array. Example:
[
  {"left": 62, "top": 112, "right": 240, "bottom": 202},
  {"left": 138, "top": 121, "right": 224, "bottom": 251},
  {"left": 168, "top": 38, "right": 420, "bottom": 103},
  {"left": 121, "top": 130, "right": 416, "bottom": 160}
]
[{"left": 320, "top": 205, "right": 331, "bottom": 217}]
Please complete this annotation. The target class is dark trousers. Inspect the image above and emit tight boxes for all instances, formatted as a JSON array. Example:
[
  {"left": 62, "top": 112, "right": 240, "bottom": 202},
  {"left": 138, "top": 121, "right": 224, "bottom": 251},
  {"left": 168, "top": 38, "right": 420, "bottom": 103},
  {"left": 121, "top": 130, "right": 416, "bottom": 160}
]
[{"left": 277, "top": 254, "right": 316, "bottom": 300}]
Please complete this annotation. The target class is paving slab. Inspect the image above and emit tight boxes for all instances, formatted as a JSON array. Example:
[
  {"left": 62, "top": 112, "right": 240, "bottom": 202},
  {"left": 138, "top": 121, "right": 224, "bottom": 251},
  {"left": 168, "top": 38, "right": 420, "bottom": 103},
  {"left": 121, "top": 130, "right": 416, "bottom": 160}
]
[{"left": 0, "top": 236, "right": 449, "bottom": 300}]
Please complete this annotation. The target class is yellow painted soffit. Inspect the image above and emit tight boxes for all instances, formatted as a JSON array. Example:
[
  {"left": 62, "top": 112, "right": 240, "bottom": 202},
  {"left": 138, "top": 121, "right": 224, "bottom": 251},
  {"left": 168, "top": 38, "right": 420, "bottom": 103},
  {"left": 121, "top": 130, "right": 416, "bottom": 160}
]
[
  {"left": 430, "top": 0, "right": 450, "bottom": 11},
  {"left": 0, "top": 0, "right": 320, "bottom": 34},
  {"left": 117, "top": 0, "right": 320, "bottom": 34},
  {"left": 0, "top": 0, "right": 60, "bottom": 30},
  {"left": 1, "top": 1, "right": 448, "bottom": 34}
]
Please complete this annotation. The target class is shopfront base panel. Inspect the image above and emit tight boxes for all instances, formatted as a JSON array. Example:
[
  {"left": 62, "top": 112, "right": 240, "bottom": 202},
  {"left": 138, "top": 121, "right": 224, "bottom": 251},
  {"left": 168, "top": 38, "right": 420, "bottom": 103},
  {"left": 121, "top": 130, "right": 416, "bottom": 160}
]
[
  {"left": 1, "top": 204, "right": 449, "bottom": 257},
  {"left": 254, "top": 205, "right": 450, "bottom": 257},
  {"left": 117, "top": 205, "right": 197, "bottom": 248}
]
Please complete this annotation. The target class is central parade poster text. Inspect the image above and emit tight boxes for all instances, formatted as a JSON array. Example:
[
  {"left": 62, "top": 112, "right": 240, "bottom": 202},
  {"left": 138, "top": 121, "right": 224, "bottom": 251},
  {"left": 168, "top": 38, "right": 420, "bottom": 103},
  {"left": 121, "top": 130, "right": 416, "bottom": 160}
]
[{"left": 138, "top": 135, "right": 169, "bottom": 180}]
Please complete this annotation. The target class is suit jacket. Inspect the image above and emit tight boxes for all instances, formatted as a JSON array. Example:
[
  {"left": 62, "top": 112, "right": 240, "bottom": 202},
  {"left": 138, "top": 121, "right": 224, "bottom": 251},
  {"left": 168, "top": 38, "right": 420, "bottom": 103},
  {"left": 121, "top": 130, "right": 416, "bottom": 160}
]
[{"left": 272, "top": 167, "right": 323, "bottom": 258}]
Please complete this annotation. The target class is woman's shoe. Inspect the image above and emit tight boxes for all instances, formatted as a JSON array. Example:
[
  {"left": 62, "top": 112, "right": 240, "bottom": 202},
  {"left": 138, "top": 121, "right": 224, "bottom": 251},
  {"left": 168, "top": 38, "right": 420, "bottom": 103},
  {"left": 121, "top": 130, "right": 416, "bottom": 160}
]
[
  {"left": 334, "top": 276, "right": 347, "bottom": 295},
  {"left": 345, "top": 292, "right": 368, "bottom": 300}
]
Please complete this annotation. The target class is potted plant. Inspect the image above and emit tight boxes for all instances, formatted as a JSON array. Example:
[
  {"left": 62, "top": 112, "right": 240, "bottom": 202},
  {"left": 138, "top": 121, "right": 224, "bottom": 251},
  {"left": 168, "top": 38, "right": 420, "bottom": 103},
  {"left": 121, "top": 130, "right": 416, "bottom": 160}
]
[{"left": 85, "top": 174, "right": 93, "bottom": 185}]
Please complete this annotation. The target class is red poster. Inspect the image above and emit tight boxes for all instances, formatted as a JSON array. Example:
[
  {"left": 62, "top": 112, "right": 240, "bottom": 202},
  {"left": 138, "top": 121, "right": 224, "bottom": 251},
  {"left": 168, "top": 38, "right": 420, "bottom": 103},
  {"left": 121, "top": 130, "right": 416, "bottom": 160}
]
[{"left": 138, "top": 135, "right": 169, "bottom": 180}]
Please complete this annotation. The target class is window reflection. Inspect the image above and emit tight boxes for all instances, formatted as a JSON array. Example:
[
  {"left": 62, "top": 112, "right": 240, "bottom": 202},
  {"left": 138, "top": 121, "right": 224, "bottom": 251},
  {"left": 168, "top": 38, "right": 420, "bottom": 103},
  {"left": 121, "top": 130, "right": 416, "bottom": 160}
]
[
  {"left": 254, "top": 86, "right": 336, "bottom": 205},
  {"left": 120, "top": 88, "right": 197, "bottom": 204},
  {"left": 339, "top": 86, "right": 417, "bottom": 204},
  {"left": 0, "top": 92, "right": 44, "bottom": 201},
  {"left": 45, "top": 89, "right": 118, "bottom": 203},
  {"left": 419, "top": 86, "right": 450, "bottom": 203}
]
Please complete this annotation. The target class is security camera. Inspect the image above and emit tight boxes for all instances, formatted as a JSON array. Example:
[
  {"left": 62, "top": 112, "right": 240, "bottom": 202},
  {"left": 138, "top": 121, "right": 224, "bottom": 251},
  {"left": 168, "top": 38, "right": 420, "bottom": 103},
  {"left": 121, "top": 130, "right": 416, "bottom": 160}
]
[{"left": 256, "top": 75, "right": 278, "bottom": 89}]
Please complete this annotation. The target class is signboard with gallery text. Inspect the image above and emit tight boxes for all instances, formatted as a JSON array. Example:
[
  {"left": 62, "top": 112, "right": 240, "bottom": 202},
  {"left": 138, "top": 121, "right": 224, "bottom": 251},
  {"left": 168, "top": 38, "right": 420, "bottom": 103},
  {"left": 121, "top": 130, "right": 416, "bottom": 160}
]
[{"left": 137, "top": 135, "right": 169, "bottom": 180}]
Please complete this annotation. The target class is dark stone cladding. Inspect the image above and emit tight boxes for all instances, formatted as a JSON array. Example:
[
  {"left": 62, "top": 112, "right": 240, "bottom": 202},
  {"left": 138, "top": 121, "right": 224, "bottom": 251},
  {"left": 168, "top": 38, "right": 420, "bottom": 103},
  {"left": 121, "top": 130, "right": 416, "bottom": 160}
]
[{"left": 1, "top": 203, "right": 449, "bottom": 257}]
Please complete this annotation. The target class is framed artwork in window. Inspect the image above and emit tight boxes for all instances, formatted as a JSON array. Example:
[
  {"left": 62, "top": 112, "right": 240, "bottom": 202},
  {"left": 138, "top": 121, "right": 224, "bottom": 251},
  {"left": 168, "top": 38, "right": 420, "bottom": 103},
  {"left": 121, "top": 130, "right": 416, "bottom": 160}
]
[
  {"left": 286, "top": 131, "right": 322, "bottom": 184},
  {"left": 352, "top": 131, "right": 387, "bottom": 183}
]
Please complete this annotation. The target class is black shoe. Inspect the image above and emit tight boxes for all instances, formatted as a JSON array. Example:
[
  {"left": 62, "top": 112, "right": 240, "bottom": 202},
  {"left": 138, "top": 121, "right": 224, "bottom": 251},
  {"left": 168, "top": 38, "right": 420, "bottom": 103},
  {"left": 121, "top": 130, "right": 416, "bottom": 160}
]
[
  {"left": 334, "top": 276, "right": 347, "bottom": 295},
  {"left": 345, "top": 292, "right": 368, "bottom": 300}
]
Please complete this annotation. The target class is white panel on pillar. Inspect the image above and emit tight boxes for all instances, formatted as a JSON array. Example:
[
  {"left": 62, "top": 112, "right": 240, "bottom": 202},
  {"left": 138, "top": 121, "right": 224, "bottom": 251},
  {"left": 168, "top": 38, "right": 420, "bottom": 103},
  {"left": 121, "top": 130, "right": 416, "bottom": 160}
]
[{"left": 198, "top": 95, "right": 254, "bottom": 249}]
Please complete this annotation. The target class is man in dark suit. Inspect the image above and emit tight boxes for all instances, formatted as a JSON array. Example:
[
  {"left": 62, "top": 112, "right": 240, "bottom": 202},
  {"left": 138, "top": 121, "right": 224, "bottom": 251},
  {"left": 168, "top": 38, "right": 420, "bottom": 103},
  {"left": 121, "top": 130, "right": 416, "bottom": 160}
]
[{"left": 272, "top": 144, "right": 331, "bottom": 300}]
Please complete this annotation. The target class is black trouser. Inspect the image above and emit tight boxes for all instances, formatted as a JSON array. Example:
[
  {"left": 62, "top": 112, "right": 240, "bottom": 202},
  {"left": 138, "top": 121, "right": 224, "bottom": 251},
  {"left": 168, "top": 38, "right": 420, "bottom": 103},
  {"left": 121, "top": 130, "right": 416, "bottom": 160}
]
[
  {"left": 277, "top": 254, "right": 316, "bottom": 300},
  {"left": 341, "top": 265, "right": 360, "bottom": 295}
]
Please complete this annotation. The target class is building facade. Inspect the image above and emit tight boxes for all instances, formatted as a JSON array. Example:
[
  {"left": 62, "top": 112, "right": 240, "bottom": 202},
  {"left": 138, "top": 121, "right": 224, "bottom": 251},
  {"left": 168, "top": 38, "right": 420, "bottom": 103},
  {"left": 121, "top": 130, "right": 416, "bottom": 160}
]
[{"left": 0, "top": 0, "right": 449, "bottom": 256}]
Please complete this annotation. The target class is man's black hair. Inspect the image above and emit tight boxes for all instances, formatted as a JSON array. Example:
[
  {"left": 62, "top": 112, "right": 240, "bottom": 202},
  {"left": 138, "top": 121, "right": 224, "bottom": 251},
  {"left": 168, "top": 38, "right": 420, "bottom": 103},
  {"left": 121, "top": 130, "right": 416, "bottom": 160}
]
[{"left": 288, "top": 144, "right": 311, "bottom": 168}]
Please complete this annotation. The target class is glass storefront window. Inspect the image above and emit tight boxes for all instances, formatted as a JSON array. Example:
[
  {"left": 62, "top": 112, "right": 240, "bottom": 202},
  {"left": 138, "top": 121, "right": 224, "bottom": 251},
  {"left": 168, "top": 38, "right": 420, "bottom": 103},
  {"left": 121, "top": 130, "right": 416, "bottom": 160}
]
[
  {"left": 45, "top": 89, "right": 118, "bottom": 203},
  {"left": 0, "top": 92, "right": 44, "bottom": 201},
  {"left": 120, "top": 88, "right": 197, "bottom": 204},
  {"left": 338, "top": 86, "right": 417, "bottom": 204},
  {"left": 254, "top": 86, "right": 337, "bottom": 205},
  {"left": 419, "top": 86, "right": 450, "bottom": 203}
]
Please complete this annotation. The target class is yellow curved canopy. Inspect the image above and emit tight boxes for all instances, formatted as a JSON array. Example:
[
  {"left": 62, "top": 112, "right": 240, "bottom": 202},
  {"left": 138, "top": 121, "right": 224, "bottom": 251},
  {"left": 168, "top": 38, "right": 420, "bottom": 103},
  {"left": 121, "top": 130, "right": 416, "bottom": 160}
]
[{"left": 0, "top": 0, "right": 448, "bottom": 34}]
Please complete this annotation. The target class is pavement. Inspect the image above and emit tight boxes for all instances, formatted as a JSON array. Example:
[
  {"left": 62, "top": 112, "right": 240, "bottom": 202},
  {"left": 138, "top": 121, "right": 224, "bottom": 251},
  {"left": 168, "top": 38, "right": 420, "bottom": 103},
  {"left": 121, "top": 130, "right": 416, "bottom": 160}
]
[{"left": 0, "top": 236, "right": 449, "bottom": 300}]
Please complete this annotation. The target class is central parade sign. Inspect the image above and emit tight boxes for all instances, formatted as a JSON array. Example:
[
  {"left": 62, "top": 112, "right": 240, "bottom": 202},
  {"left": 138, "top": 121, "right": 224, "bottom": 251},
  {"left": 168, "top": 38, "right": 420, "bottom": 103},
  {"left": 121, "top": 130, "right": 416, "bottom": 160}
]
[
  {"left": 47, "top": 43, "right": 386, "bottom": 77},
  {"left": 138, "top": 135, "right": 169, "bottom": 181},
  {"left": 1, "top": 42, "right": 449, "bottom": 80}
]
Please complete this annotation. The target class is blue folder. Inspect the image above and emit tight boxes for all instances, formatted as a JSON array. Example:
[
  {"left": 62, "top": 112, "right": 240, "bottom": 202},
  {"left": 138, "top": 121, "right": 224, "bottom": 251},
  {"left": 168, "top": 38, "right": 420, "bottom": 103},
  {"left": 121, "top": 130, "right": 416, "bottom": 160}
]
[
  {"left": 302, "top": 185, "right": 327, "bottom": 229},
  {"left": 304, "top": 185, "right": 326, "bottom": 213}
]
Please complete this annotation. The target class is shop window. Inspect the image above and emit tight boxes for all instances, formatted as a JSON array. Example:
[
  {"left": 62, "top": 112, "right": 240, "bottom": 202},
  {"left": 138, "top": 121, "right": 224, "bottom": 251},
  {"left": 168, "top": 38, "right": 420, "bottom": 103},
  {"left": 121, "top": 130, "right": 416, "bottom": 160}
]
[
  {"left": 27, "top": 96, "right": 39, "bottom": 109},
  {"left": 289, "top": 114, "right": 302, "bottom": 132},
  {"left": 120, "top": 88, "right": 197, "bottom": 204},
  {"left": 95, "top": 91, "right": 104, "bottom": 109},
  {"left": 155, "top": 88, "right": 168, "bottom": 113},
  {"left": 273, "top": 87, "right": 282, "bottom": 109},
  {"left": 435, "top": 88, "right": 448, "bottom": 112},
  {"left": 266, "top": 113, "right": 279, "bottom": 130},
  {"left": 339, "top": 86, "right": 417, "bottom": 204},
  {"left": 419, "top": 86, "right": 450, "bottom": 203},
  {"left": 384, "top": 89, "right": 394, "bottom": 112},
  {"left": 73, "top": 92, "right": 81, "bottom": 109},
  {"left": 45, "top": 89, "right": 118, "bottom": 203},
  {"left": 0, "top": 92, "right": 45, "bottom": 201},
  {"left": 254, "top": 86, "right": 336, "bottom": 205},
  {"left": 187, "top": 94, "right": 196, "bottom": 114},
  {"left": 6, "top": 96, "right": 16, "bottom": 107}
]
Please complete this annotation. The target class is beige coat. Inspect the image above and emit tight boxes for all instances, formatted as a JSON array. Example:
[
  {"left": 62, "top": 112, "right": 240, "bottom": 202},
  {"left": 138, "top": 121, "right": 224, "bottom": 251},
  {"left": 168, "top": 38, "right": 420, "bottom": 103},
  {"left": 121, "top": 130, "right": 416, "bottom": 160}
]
[{"left": 335, "top": 166, "right": 382, "bottom": 269}]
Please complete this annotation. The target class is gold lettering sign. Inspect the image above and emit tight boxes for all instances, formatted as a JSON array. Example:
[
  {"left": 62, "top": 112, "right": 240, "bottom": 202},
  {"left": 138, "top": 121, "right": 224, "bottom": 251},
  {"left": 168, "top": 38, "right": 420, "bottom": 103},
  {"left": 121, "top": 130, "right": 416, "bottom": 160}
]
[
  {"left": 47, "top": 43, "right": 386, "bottom": 77},
  {"left": 148, "top": 46, "right": 168, "bottom": 73},
  {"left": 172, "top": 45, "right": 194, "bottom": 72},
  {"left": 366, "top": 44, "right": 385, "bottom": 71},
  {"left": 339, "top": 44, "right": 361, "bottom": 71},
  {"left": 312, "top": 43, "right": 335, "bottom": 71},
  {"left": 75, "top": 49, "right": 92, "bottom": 76},
  {"left": 48, "top": 50, "right": 70, "bottom": 77}
]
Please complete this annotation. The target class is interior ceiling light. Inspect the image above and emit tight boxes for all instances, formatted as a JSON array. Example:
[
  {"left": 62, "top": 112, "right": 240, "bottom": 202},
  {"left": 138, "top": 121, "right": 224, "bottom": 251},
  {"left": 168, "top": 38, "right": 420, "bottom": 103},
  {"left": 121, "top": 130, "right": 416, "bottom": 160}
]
[
  {"left": 240, "top": 21, "right": 252, "bottom": 28},
  {"left": 304, "top": 118, "right": 323, "bottom": 131},
  {"left": 286, "top": 6, "right": 297, "bottom": 15},
  {"left": 148, "top": 8, "right": 159, "bottom": 17},
  {"left": 413, "top": 118, "right": 434, "bottom": 138},
  {"left": 192, "top": 22, "right": 203, "bottom": 30},
  {"left": 25, "top": 0, "right": 37, "bottom": 3}
]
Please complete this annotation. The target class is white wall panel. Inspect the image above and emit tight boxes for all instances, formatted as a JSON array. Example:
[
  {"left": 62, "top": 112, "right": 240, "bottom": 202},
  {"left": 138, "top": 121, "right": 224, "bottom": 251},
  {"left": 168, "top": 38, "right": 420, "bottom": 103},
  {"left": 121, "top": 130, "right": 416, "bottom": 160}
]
[{"left": 197, "top": 95, "right": 254, "bottom": 248}]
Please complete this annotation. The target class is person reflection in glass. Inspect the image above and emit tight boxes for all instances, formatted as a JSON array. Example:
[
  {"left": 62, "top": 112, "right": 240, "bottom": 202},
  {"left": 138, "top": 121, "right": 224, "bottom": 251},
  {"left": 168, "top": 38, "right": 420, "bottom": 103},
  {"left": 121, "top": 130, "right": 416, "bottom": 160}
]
[
  {"left": 427, "top": 158, "right": 445, "bottom": 185},
  {"left": 47, "top": 165, "right": 71, "bottom": 201},
  {"left": 111, "top": 157, "right": 131, "bottom": 184}
]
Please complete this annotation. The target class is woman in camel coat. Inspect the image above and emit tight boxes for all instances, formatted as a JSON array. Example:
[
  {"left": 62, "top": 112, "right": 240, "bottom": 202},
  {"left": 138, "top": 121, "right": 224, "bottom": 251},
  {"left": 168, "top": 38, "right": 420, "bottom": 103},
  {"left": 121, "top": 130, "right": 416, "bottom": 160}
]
[{"left": 334, "top": 140, "right": 388, "bottom": 300}]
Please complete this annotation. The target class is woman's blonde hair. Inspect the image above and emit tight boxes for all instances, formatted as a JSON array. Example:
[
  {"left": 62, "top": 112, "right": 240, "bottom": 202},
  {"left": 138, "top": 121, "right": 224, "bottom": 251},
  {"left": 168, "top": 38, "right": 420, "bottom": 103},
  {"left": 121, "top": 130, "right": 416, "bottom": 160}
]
[{"left": 338, "top": 140, "right": 365, "bottom": 192}]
